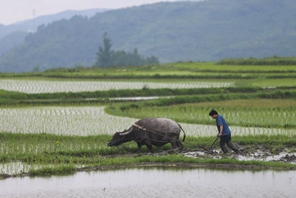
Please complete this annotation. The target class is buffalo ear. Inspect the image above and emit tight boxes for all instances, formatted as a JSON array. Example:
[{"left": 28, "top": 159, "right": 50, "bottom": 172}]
[{"left": 119, "top": 126, "right": 133, "bottom": 135}]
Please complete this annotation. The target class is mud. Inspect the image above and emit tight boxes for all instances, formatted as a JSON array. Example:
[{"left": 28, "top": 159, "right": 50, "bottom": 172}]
[
  {"left": 100, "top": 144, "right": 296, "bottom": 169},
  {"left": 183, "top": 144, "right": 296, "bottom": 165},
  {"left": 1, "top": 144, "right": 296, "bottom": 180}
]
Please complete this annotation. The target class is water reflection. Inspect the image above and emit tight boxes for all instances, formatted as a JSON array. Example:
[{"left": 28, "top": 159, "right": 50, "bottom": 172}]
[{"left": 1, "top": 167, "right": 295, "bottom": 198}]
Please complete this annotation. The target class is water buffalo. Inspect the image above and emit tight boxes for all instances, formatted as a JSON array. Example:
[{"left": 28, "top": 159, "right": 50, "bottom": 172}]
[{"left": 108, "top": 118, "right": 186, "bottom": 152}]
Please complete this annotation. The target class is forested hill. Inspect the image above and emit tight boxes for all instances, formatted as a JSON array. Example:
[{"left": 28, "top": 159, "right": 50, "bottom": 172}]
[
  {"left": 0, "top": 8, "right": 108, "bottom": 38},
  {"left": 1, "top": 0, "right": 296, "bottom": 72},
  {"left": 0, "top": 8, "right": 108, "bottom": 60}
]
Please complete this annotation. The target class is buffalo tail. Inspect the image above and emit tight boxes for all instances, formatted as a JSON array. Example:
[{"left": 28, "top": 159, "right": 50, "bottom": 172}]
[{"left": 178, "top": 123, "right": 186, "bottom": 142}]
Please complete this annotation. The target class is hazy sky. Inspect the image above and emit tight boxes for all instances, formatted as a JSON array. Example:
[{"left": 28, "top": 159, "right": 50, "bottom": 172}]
[{"left": 0, "top": 0, "right": 181, "bottom": 25}]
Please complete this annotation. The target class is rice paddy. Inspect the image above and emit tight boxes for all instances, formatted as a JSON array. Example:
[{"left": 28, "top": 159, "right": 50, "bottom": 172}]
[
  {"left": 118, "top": 99, "right": 296, "bottom": 129},
  {"left": 0, "top": 106, "right": 136, "bottom": 136},
  {"left": 0, "top": 105, "right": 294, "bottom": 138},
  {"left": 0, "top": 79, "right": 233, "bottom": 93},
  {"left": 1, "top": 59, "right": 296, "bottom": 178},
  {"left": 248, "top": 78, "right": 296, "bottom": 87}
]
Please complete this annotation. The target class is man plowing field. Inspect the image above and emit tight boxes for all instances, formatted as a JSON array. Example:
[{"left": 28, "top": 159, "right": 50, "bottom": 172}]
[{"left": 209, "top": 109, "right": 243, "bottom": 155}]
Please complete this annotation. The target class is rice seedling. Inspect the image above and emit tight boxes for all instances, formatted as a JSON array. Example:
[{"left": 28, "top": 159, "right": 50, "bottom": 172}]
[
  {"left": 0, "top": 106, "right": 138, "bottom": 136},
  {"left": 0, "top": 132, "right": 110, "bottom": 175},
  {"left": 1, "top": 105, "right": 294, "bottom": 138},
  {"left": 29, "top": 165, "right": 76, "bottom": 176},
  {"left": 115, "top": 99, "right": 296, "bottom": 129},
  {"left": 248, "top": 78, "right": 296, "bottom": 87},
  {"left": 1, "top": 129, "right": 296, "bottom": 176},
  {"left": 0, "top": 79, "right": 234, "bottom": 93},
  {"left": 0, "top": 58, "right": 296, "bottom": 177}
]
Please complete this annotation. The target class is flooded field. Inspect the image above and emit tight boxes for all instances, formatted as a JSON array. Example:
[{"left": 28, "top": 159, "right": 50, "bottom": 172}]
[
  {"left": 0, "top": 79, "right": 233, "bottom": 93},
  {"left": 0, "top": 106, "right": 294, "bottom": 137},
  {"left": 0, "top": 168, "right": 295, "bottom": 198}
]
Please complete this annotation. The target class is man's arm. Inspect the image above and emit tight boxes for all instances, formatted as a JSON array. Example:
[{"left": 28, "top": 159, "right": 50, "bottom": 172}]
[{"left": 218, "top": 124, "right": 223, "bottom": 137}]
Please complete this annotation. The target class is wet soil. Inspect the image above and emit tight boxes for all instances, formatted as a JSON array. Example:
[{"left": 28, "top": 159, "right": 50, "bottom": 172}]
[
  {"left": 75, "top": 144, "right": 296, "bottom": 173},
  {"left": 184, "top": 144, "right": 296, "bottom": 165},
  {"left": 1, "top": 144, "right": 296, "bottom": 180},
  {"left": 94, "top": 144, "right": 296, "bottom": 170}
]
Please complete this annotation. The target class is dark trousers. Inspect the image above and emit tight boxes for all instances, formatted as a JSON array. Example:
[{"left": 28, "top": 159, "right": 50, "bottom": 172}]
[{"left": 220, "top": 134, "right": 239, "bottom": 154}]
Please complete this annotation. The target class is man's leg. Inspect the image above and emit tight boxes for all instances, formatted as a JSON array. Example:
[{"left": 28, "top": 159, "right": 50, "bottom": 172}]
[
  {"left": 226, "top": 135, "right": 242, "bottom": 154},
  {"left": 227, "top": 141, "right": 240, "bottom": 153},
  {"left": 220, "top": 136, "right": 229, "bottom": 153}
]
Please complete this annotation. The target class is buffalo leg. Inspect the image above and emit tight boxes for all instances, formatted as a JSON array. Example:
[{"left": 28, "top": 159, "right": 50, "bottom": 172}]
[
  {"left": 171, "top": 142, "right": 177, "bottom": 148},
  {"left": 171, "top": 139, "right": 183, "bottom": 151},
  {"left": 136, "top": 143, "right": 143, "bottom": 151},
  {"left": 144, "top": 139, "right": 153, "bottom": 152},
  {"left": 176, "top": 140, "right": 183, "bottom": 150}
]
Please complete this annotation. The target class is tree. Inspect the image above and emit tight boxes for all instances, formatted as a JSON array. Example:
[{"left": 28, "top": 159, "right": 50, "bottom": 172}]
[
  {"left": 94, "top": 33, "right": 159, "bottom": 68},
  {"left": 94, "top": 32, "right": 113, "bottom": 67}
]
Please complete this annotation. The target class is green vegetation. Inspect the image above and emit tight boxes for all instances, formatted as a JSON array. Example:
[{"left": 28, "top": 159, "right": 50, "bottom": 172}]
[
  {"left": 218, "top": 56, "right": 296, "bottom": 66},
  {"left": 29, "top": 165, "right": 76, "bottom": 176},
  {"left": 0, "top": 58, "right": 296, "bottom": 178},
  {"left": 1, "top": 0, "right": 296, "bottom": 72},
  {"left": 106, "top": 99, "right": 296, "bottom": 129},
  {"left": 1, "top": 133, "right": 296, "bottom": 179},
  {"left": 94, "top": 33, "right": 158, "bottom": 68}
]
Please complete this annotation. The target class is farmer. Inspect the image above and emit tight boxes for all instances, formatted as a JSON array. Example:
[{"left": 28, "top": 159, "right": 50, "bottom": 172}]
[{"left": 209, "top": 109, "right": 242, "bottom": 154}]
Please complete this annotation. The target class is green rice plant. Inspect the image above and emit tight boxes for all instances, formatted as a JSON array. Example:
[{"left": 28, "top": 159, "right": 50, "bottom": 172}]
[
  {"left": 1, "top": 59, "right": 296, "bottom": 177},
  {"left": 0, "top": 79, "right": 234, "bottom": 94},
  {"left": 29, "top": 165, "right": 76, "bottom": 176},
  {"left": 1, "top": 132, "right": 296, "bottom": 177},
  {"left": 2, "top": 60, "right": 296, "bottom": 82},
  {"left": 217, "top": 57, "right": 296, "bottom": 66},
  {"left": 0, "top": 106, "right": 139, "bottom": 136},
  {"left": 248, "top": 78, "right": 296, "bottom": 87},
  {"left": 111, "top": 98, "right": 296, "bottom": 129}
]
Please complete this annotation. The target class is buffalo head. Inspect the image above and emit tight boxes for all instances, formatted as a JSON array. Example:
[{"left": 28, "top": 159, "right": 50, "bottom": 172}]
[{"left": 108, "top": 127, "right": 134, "bottom": 147}]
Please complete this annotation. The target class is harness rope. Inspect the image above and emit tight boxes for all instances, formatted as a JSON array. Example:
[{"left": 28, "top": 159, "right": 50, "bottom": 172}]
[
  {"left": 131, "top": 123, "right": 202, "bottom": 152},
  {"left": 132, "top": 123, "right": 182, "bottom": 143}
]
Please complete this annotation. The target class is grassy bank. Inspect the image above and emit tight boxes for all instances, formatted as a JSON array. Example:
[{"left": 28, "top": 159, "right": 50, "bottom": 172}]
[
  {"left": 2, "top": 58, "right": 296, "bottom": 79},
  {"left": 1, "top": 133, "right": 296, "bottom": 179}
]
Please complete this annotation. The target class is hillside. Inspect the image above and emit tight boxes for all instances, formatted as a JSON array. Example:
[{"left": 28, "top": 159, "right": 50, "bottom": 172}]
[
  {"left": 0, "top": 31, "right": 28, "bottom": 56},
  {"left": 0, "top": 8, "right": 108, "bottom": 57},
  {"left": 1, "top": 0, "right": 296, "bottom": 72},
  {"left": 0, "top": 8, "right": 108, "bottom": 38}
]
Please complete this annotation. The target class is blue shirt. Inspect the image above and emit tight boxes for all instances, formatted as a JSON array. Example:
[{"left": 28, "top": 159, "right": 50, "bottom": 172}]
[{"left": 216, "top": 114, "right": 231, "bottom": 136}]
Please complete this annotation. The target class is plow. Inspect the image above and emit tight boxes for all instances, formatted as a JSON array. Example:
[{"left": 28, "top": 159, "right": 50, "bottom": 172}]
[{"left": 197, "top": 136, "right": 219, "bottom": 153}]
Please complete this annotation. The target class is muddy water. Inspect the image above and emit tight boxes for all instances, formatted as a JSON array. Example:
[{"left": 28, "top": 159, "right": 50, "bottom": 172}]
[{"left": 1, "top": 168, "right": 296, "bottom": 198}]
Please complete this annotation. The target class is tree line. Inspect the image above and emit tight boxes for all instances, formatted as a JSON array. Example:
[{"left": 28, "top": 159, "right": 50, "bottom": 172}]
[{"left": 94, "top": 33, "right": 159, "bottom": 68}]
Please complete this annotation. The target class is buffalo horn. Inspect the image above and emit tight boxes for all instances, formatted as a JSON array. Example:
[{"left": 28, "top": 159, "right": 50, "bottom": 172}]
[{"left": 119, "top": 126, "right": 133, "bottom": 135}]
